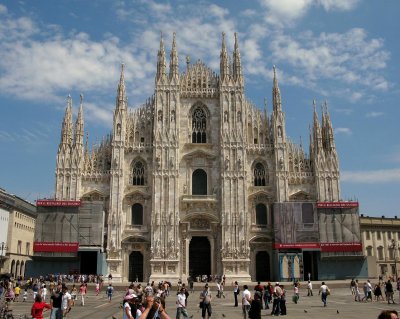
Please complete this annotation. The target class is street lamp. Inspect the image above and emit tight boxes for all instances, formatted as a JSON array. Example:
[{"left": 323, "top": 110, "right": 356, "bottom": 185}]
[{"left": 391, "top": 239, "right": 398, "bottom": 280}]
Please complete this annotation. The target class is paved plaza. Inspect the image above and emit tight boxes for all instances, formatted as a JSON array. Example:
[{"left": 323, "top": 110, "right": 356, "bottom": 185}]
[{"left": 5, "top": 283, "right": 400, "bottom": 319}]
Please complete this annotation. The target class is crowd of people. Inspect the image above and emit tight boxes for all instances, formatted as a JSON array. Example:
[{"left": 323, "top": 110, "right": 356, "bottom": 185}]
[
  {"left": 350, "top": 278, "right": 400, "bottom": 303},
  {"left": 1, "top": 275, "right": 399, "bottom": 319}
]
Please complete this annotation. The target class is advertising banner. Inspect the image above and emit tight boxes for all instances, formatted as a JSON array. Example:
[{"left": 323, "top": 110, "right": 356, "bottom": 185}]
[
  {"left": 33, "top": 242, "right": 79, "bottom": 253},
  {"left": 36, "top": 200, "right": 81, "bottom": 207}
]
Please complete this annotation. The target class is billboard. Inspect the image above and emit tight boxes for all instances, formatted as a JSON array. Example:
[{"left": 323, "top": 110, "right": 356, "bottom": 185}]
[
  {"left": 273, "top": 202, "right": 319, "bottom": 246},
  {"left": 317, "top": 202, "right": 362, "bottom": 256},
  {"left": 33, "top": 242, "right": 79, "bottom": 253}
]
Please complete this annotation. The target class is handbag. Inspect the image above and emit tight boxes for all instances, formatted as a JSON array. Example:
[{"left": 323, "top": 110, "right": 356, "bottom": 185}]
[
  {"left": 199, "top": 301, "right": 204, "bottom": 308},
  {"left": 327, "top": 288, "right": 331, "bottom": 295}
]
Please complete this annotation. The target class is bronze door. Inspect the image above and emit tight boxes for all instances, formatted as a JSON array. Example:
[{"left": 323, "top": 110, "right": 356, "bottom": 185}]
[{"left": 189, "top": 237, "right": 211, "bottom": 279}]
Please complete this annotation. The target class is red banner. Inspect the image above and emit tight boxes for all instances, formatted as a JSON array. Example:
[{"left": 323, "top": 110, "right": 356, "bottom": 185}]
[
  {"left": 320, "top": 242, "right": 362, "bottom": 252},
  {"left": 36, "top": 200, "right": 81, "bottom": 207},
  {"left": 274, "top": 242, "right": 362, "bottom": 252},
  {"left": 33, "top": 242, "right": 79, "bottom": 252},
  {"left": 317, "top": 202, "right": 359, "bottom": 209},
  {"left": 273, "top": 242, "right": 320, "bottom": 249}
]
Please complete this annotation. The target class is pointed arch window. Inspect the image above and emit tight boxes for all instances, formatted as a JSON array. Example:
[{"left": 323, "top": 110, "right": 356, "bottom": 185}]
[
  {"left": 131, "top": 203, "right": 143, "bottom": 225},
  {"left": 254, "top": 163, "right": 267, "bottom": 186},
  {"left": 256, "top": 203, "right": 268, "bottom": 225},
  {"left": 192, "top": 107, "right": 207, "bottom": 143},
  {"left": 132, "top": 161, "right": 145, "bottom": 185},
  {"left": 192, "top": 169, "right": 207, "bottom": 195}
]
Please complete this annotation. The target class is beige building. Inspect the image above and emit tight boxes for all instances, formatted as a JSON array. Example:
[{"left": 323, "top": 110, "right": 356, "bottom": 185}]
[
  {"left": 360, "top": 215, "right": 400, "bottom": 279},
  {"left": 0, "top": 188, "right": 37, "bottom": 277},
  {"left": 53, "top": 33, "right": 360, "bottom": 283}
]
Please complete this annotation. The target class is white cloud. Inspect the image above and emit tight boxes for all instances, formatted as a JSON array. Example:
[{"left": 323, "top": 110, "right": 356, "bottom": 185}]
[
  {"left": 317, "top": 0, "right": 359, "bottom": 11},
  {"left": 0, "top": 4, "right": 8, "bottom": 14},
  {"left": 366, "top": 111, "right": 383, "bottom": 118},
  {"left": 259, "top": 0, "right": 313, "bottom": 27},
  {"left": 335, "top": 127, "right": 352, "bottom": 135},
  {"left": 342, "top": 168, "right": 400, "bottom": 183},
  {"left": 259, "top": 0, "right": 359, "bottom": 27},
  {"left": 84, "top": 102, "right": 114, "bottom": 127},
  {"left": 268, "top": 28, "right": 390, "bottom": 98}
]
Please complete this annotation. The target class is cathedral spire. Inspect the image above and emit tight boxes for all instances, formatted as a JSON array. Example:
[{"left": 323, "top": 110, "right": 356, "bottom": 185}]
[
  {"left": 220, "top": 32, "right": 229, "bottom": 82},
  {"left": 116, "top": 63, "right": 127, "bottom": 110},
  {"left": 74, "top": 93, "right": 85, "bottom": 147},
  {"left": 156, "top": 32, "right": 167, "bottom": 82},
  {"left": 233, "top": 32, "right": 243, "bottom": 85},
  {"left": 312, "top": 99, "right": 323, "bottom": 151},
  {"left": 322, "top": 100, "right": 336, "bottom": 152},
  {"left": 60, "top": 95, "right": 73, "bottom": 147},
  {"left": 272, "top": 65, "right": 282, "bottom": 113},
  {"left": 169, "top": 32, "right": 179, "bottom": 80}
]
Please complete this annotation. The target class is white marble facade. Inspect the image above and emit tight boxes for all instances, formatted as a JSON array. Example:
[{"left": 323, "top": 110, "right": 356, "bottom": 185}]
[{"left": 55, "top": 33, "right": 341, "bottom": 282}]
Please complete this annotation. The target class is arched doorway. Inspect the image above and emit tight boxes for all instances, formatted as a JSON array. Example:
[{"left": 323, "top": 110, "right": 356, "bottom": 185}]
[
  {"left": 10, "top": 260, "right": 15, "bottom": 277},
  {"left": 189, "top": 237, "right": 211, "bottom": 280},
  {"left": 256, "top": 251, "right": 270, "bottom": 281},
  {"left": 129, "top": 251, "right": 143, "bottom": 282}
]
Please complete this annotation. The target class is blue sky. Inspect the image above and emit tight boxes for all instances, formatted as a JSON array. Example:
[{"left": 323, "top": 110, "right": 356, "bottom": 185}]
[{"left": 0, "top": 0, "right": 399, "bottom": 217}]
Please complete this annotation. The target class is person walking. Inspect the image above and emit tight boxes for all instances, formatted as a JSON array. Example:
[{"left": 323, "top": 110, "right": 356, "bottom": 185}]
[
  {"left": 200, "top": 283, "right": 212, "bottom": 319},
  {"left": 293, "top": 282, "right": 299, "bottom": 304},
  {"left": 354, "top": 280, "right": 361, "bottom": 302},
  {"left": 386, "top": 280, "right": 395, "bottom": 304},
  {"left": 31, "top": 294, "right": 51, "bottom": 319},
  {"left": 79, "top": 283, "right": 87, "bottom": 306},
  {"left": 248, "top": 292, "right": 262, "bottom": 319},
  {"left": 107, "top": 283, "right": 114, "bottom": 302},
  {"left": 50, "top": 283, "right": 63, "bottom": 319},
  {"left": 233, "top": 281, "right": 240, "bottom": 307},
  {"left": 61, "top": 285, "right": 72, "bottom": 318},
  {"left": 176, "top": 288, "right": 189, "bottom": 319},
  {"left": 242, "top": 285, "right": 251, "bottom": 319},
  {"left": 307, "top": 280, "right": 313, "bottom": 296},
  {"left": 271, "top": 282, "right": 282, "bottom": 316},
  {"left": 319, "top": 282, "right": 329, "bottom": 307},
  {"left": 350, "top": 278, "right": 356, "bottom": 295}
]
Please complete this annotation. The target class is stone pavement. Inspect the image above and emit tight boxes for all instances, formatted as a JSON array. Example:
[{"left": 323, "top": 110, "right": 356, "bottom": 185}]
[{"left": 5, "top": 282, "right": 399, "bottom": 319}]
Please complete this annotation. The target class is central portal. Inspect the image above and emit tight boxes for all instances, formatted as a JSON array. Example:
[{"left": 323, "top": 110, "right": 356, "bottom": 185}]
[{"left": 189, "top": 236, "right": 211, "bottom": 280}]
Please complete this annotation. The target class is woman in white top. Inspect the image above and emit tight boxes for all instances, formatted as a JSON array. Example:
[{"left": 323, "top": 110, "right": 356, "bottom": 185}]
[
  {"left": 123, "top": 293, "right": 137, "bottom": 319},
  {"left": 319, "top": 282, "right": 329, "bottom": 307}
]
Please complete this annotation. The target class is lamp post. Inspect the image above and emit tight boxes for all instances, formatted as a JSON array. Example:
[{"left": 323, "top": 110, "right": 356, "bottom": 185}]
[{"left": 391, "top": 239, "right": 398, "bottom": 280}]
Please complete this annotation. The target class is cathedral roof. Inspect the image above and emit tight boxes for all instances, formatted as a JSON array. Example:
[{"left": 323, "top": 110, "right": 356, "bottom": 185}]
[{"left": 180, "top": 60, "right": 219, "bottom": 98}]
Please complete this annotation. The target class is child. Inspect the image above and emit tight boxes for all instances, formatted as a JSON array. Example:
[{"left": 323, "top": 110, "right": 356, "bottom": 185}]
[
  {"left": 23, "top": 288, "right": 28, "bottom": 302},
  {"left": 14, "top": 285, "right": 21, "bottom": 302}
]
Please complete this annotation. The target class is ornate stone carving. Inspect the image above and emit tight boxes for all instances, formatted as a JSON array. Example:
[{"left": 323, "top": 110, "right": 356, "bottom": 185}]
[{"left": 191, "top": 219, "right": 210, "bottom": 229}]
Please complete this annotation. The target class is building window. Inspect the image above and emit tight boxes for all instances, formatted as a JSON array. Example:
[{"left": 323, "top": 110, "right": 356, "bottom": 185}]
[
  {"left": 132, "top": 161, "right": 145, "bottom": 185},
  {"left": 377, "top": 246, "right": 384, "bottom": 260},
  {"left": 26, "top": 242, "right": 30, "bottom": 255},
  {"left": 380, "top": 264, "right": 387, "bottom": 275},
  {"left": 366, "top": 231, "right": 370, "bottom": 240},
  {"left": 391, "top": 264, "right": 396, "bottom": 276},
  {"left": 366, "top": 246, "right": 373, "bottom": 256},
  {"left": 131, "top": 203, "right": 143, "bottom": 225},
  {"left": 302, "top": 203, "right": 314, "bottom": 224},
  {"left": 388, "top": 232, "right": 392, "bottom": 240},
  {"left": 192, "top": 169, "right": 207, "bottom": 195},
  {"left": 17, "top": 241, "right": 22, "bottom": 254},
  {"left": 192, "top": 107, "right": 207, "bottom": 143},
  {"left": 389, "top": 248, "right": 395, "bottom": 260},
  {"left": 377, "top": 232, "right": 381, "bottom": 240},
  {"left": 256, "top": 204, "right": 267, "bottom": 225},
  {"left": 254, "top": 163, "right": 267, "bottom": 186},
  {"left": 398, "top": 232, "right": 400, "bottom": 240}
]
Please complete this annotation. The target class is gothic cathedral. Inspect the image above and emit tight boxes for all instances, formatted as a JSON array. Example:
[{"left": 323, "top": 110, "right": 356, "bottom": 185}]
[{"left": 55, "top": 33, "right": 341, "bottom": 282}]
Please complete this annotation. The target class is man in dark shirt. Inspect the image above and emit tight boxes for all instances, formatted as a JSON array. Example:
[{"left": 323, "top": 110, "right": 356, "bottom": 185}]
[{"left": 50, "top": 283, "right": 63, "bottom": 319}]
